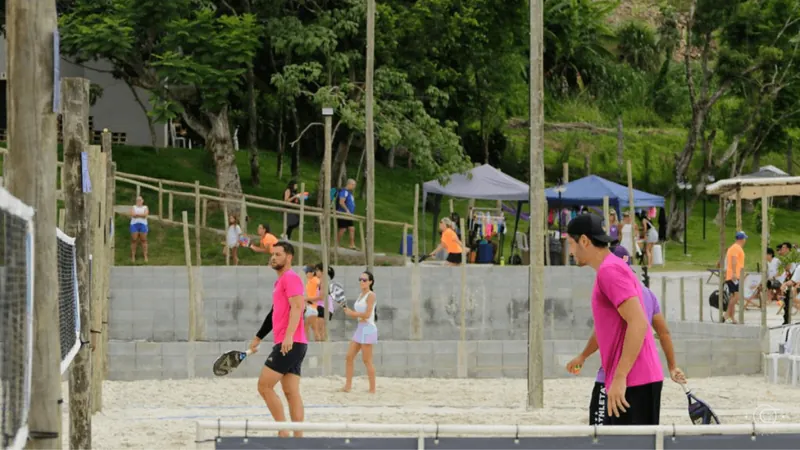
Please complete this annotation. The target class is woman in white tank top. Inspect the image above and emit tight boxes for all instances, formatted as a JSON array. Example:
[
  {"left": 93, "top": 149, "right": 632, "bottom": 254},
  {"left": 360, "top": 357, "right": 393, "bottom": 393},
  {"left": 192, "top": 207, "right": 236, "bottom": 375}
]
[
  {"left": 619, "top": 211, "right": 639, "bottom": 260},
  {"left": 130, "top": 196, "right": 149, "bottom": 263},
  {"left": 341, "top": 271, "right": 377, "bottom": 393}
]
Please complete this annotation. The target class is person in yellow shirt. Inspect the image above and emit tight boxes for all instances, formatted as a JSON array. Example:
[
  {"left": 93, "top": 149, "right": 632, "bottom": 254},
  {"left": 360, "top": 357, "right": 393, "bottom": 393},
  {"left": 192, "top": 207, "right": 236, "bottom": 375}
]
[
  {"left": 250, "top": 223, "right": 279, "bottom": 255},
  {"left": 429, "top": 218, "right": 465, "bottom": 266},
  {"left": 724, "top": 231, "right": 747, "bottom": 324}
]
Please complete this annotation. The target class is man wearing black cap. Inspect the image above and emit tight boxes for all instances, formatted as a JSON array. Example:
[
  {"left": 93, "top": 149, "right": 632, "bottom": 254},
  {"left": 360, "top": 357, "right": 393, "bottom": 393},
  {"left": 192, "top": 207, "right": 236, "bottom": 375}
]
[{"left": 566, "top": 214, "right": 664, "bottom": 425}]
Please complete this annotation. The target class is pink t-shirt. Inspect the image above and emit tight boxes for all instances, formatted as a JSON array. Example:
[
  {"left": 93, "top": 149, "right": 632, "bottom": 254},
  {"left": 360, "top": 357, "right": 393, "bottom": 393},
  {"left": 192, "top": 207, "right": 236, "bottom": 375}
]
[
  {"left": 592, "top": 253, "right": 663, "bottom": 387},
  {"left": 271, "top": 269, "right": 308, "bottom": 345}
]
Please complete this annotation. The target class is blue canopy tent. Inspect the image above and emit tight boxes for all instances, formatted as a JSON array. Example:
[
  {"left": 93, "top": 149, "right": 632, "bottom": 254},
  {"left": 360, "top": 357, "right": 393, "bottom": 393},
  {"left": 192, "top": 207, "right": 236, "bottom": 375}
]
[{"left": 545, "top": 175, "right": 665, "bottom": 212}]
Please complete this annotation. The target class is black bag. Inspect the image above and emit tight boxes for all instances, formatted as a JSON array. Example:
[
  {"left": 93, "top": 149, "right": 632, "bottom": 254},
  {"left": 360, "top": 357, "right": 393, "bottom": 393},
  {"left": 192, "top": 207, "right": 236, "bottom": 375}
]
[{"left": 709, "top": 290, "right": 730, "bottom": 310}]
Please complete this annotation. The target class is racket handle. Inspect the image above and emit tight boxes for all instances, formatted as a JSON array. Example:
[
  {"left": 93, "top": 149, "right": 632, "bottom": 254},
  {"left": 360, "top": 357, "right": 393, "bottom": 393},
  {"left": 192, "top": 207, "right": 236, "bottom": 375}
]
[{"left": 245, "top": 349, "right": 253, "bottom": 356}]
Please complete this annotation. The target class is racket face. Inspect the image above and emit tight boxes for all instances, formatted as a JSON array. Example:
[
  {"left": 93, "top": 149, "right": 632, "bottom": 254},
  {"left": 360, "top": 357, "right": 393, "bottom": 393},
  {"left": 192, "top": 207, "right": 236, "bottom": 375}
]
[
  {"left": 213, "top": 350, "right": 248, "bottom": 376},
  {"left": 687, "top": 393, "right": 720, "bottom": 425}
]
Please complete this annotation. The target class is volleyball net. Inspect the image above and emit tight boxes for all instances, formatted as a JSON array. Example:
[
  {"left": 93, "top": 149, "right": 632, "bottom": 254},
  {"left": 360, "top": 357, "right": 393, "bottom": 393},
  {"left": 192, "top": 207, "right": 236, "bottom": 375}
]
[
  {"left": 0, "top": 187, "right": 35, "bottom": 450},
  {"left": 56, "top": 228, "right": 80, "bottom": 375}
]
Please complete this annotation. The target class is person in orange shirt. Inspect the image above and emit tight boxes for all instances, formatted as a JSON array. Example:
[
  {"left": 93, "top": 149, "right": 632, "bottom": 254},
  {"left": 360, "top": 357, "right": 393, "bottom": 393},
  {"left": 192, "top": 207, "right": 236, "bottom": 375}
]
[
  {"left": 724, "top": 231, "right": 747, "bottom": 324},
  {"left": 429, "top": 218, "right": 465, "bottom": 266},
  {"left": 250, "top": 223, "right": 279, "bottom": 255},
  {"left": 303, "top": 266, "right": 320, "bottom": 339}
]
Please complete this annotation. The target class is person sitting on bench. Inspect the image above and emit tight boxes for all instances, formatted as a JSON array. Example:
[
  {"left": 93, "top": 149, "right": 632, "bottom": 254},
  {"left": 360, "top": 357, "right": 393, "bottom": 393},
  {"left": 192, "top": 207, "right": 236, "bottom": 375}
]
[{"left": 745, "top": 248, "right": 782, "bottom": 307}]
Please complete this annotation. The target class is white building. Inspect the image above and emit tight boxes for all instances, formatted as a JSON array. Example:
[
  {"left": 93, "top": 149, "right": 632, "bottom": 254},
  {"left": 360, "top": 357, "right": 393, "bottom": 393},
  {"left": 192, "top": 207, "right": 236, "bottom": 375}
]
[{"left": 0, "top": 36, "right": 168, "bottom": 148}]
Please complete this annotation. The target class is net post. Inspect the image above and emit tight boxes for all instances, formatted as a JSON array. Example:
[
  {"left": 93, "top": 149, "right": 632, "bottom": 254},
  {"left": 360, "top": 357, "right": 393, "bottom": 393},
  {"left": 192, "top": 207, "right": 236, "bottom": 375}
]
[
  {"left": 62, "top": 76, "right": 93, "bottom": 450},
  {"left": 101, "top": 131, "right": 114, "bottom": 382},
  {"left": 223, "top": 202, "right": 230, "bottom": 266},
  {"left": 698, "top": 277, "right": 704, "bottom": 322},
  {"left": 183, "top": 210, "right": 197, "bottom": 342},
  {"left": 680, "top": 277, "right": 686, "bottom": 321},
  {"left": 411, "top": 183, "right": 421, "bottom": 340},
  {"left": 6, "top": 0, "right": 62, "bottom": 445},
  {"left": 89, "top": 141, "right": 107, "bottom": 414},
  {"left": 194, "top": 180, "right": 202, "bottom": 267},
  {"left": 457, "top": 218, "right": 468, "bottom": 378},
  {"left": 298, "top": 182, "right": 306, "bottom": 268}
]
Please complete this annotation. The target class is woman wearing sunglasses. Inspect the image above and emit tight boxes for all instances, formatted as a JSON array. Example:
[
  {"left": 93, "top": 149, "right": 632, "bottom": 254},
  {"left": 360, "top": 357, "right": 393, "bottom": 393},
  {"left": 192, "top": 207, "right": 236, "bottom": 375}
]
[{"left": 341, "top": 271, "right": 377, "bottom": 393}]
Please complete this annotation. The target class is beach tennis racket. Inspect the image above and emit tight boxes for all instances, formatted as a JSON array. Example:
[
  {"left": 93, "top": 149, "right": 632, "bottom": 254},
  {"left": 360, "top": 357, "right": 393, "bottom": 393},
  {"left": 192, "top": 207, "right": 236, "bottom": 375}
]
[
  {"left": 682, "top": 383, "right": 720, "bottom": 425},
  {"left": 212, "top": 349, "right": 253, "bottom": 376}
]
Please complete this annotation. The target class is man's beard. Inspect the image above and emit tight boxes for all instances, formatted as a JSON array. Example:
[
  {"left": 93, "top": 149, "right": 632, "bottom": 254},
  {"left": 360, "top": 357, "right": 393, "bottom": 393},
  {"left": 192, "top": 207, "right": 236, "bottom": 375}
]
[{"left": 271, "top": 262, "right": 285, "bottom": 271}]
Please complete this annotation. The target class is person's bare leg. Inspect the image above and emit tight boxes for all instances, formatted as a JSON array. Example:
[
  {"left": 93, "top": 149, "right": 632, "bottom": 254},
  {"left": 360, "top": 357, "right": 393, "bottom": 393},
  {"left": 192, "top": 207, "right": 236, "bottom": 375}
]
[
  {"left": 312, "top": 316, "right": 323, "bottom": 341},
  {"left": 361, "top": 344, "right": 376, "bottom": 393},
  {"left": 131, "top": 232, "right": 139, "bottom": 262},
  {"left": 319, "top": 316, "right": 328, "bottom": 342},
  {"left": 647, "top": 243, "right": 653, "bottom": 268},
  {"left": 348, "top": 226, "right": 356, "bottom": 248},
  {"left": 337, "top": 227, "right": 346, "bottom": 246},
  {"left": 257, "top": 366, "right": 290, "bottom": 437},
  {"left": 141, "top": 234, "right": 149, "bottom": 263},
  {"left": 280, "top": 374, "right": 305, "bottom": 438},
  {"left": 727, "top": 292, "right": 738, "bottom": 322},
  {"left": 232, "top": 246, "right": 239, "bottom": 265},
  {"left": 342, "top": 341, "right": 360, "bottom": 392}
]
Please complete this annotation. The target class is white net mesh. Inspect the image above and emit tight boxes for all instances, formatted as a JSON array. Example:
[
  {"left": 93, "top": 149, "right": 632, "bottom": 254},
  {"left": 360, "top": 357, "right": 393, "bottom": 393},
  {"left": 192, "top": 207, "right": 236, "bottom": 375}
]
[
  {"left": 56, "top": 228, "right": 80, "bottom": 375},
  {"left": 0, "top": 187, "right": 34, "bottom": 450}
]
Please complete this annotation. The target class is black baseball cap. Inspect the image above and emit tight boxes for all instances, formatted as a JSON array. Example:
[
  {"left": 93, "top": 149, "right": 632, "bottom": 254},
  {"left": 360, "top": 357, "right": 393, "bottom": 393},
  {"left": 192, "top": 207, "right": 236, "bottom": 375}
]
[{"left": 566, "top": 213, "right": 613, "bottom": 243}]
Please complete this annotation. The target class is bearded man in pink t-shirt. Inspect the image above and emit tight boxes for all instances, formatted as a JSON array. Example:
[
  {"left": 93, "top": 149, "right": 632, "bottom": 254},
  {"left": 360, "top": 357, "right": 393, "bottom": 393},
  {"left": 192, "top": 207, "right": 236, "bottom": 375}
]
[
  {"left": 249, "top": 241, "right": 308, "bottom": 437},
  {"left": 566, "top": 214, "right": 664, "bottom": 425}
]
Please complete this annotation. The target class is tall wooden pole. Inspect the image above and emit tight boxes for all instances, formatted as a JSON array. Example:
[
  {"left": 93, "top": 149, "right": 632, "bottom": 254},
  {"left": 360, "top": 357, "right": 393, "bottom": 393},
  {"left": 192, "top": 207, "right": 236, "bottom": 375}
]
[
  {"left": 298, "top": 182, "right": 306, "bottom": 267},
  {"left": 365, "top": 0, "right": 376, "bottom": 271},
  {"left": 411, "top": 184, "right": 422, "bottom": 340},
  {"left": 718, "top": 196, "right": 726, "bottom": 323},
  {"left": 62, "top": 77, "right": 92, "bottom": 450},
  {"left": 322, "top": 109, "right": 333, "bottom": 353},
  {"left": 101, "top": 131, "right": 114, "bottom": 380},
  {"left": 760, "top": 195, "right": 768, "bottom": 330},
  {"left": 88, "top": 142, "right": 107, "bottom": 413},
  {"left": 457, "top": 218, "right": 468, "bottom": 378},
  {"left": 6, "top": 0, "right": 62, "bottom": 447},
  {"left": 626, "top": 160, "right": 636, "bottom": 254},
  {"left": 527, "top": 0, "right": 545, "bottom": 410}
]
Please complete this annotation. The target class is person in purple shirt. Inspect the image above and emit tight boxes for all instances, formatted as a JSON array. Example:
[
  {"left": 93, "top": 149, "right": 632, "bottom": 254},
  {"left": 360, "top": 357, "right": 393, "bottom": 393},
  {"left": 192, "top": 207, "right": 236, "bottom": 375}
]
[{"left": 567, "top": 241, "right": 687, "bottom": 425}]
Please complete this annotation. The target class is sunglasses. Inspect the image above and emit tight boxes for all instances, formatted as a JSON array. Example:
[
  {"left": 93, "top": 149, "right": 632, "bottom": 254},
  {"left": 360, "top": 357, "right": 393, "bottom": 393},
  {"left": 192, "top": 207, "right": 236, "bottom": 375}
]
[{"left": 358, "top": 277, "right": 369, "bottom": 282}]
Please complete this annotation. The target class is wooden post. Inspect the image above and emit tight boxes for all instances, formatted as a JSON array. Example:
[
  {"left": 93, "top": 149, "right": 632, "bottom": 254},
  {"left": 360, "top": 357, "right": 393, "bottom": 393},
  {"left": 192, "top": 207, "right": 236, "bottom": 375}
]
[
  {"left": 411, "top": 184, "right": 422, "bottom": 340},
  {"left": 239, "top": 196, "right": 247, "bottom": 233},
  {"left": 680, "top": 277, "right": 686, "bottom": 321},
  {"left": 183, "top": 211, "right": 197, "bottom": 341},
  {"left": 528, "top": 0, "right": 546, "bottom": 410},
  {"left": 449, "top": 198, "right": 454, "bottom": 214},
  {"left": 88, "top": 143, "right": 107, "bottom": 413},
  {"left": 543, "top": 196, "right": 550, "bottom": 266},
  {"left": 62, "top": 77, "right": 93, "bottom": 449},
  {"left": 365, "top": 0, "right": 376, "bottom": 271},
  {"left": 202, "top": 198, "right": 208, "bottom": 227},
  {"left": 194, "top": 180, "right": 201, "bottom": 266},
  {"left": 6, "top": 0, "right": 62, "bottom": 444},
  {"left": 699, "top": 277, "right": 704, "bottom": 322},
  {"left": 402, "top": 224, "right": 409, "bottom": 256},
  {"left": 661, "top": 276, "right": 667, "bottom": 320},
  {"left": 101, "top": 131, "right": 114, "bottom": 382},
  {"left": 298, "top": 182, "right": 306, "bottom": 268},
  {"left": 58, "top": 208, "right": 66, "bottom": 229},
  {"left": 457, "top": 218, "right": 468, "bottom": 378},
  {"left": 562, "top": 162, "right": 569, "bottom": 184},
  {"left": 332, "top": 208, "right": 339, "bottom": 265},
  {"left": 359, "top": 221, "right": 366, "bottom": 258},
  {"left": 321, "top": 112, "right": 332, "bottom": 344},
  {"left": 158, "top": 181, "right": 163, "bottom": 219},
  {"left": 602, "top": 196, "right": 610, "bottom": 232},
  {"left": 626, "top": 160, "right": 635, "bottom": 255},
  {"left": 136, "top": 184, "right": 141, "bottom": 199},
  {"left": 223, "top": 202, "right": 230, "bottom": 266},
  {"left": 168, "top": 192, "right": 174, "bottom": 221},
  {"left": 283, "top": 211, "right": 288, "bottom": 239},
  {"left": 735, "top": 188, "right": 742, "bottom": 232},
  {"left": 760, "top": 195, "right": 769, "bottom": 329},
  {"left": 718, "top": 196, "right": 726, "bottom": 323}
]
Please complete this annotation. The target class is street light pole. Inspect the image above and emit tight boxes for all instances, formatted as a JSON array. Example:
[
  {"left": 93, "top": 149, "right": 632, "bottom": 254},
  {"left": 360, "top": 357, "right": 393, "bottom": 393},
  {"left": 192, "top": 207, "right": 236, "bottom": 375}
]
[{"left": 703, "top": 174, "right": 715, "bottom": 241}]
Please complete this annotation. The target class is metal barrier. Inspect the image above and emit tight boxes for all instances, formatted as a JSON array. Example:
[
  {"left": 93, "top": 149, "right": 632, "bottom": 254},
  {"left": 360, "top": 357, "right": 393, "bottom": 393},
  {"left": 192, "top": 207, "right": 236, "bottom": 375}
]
[{"left": 196, "top": 421, "right": 800, "bottom": 450}]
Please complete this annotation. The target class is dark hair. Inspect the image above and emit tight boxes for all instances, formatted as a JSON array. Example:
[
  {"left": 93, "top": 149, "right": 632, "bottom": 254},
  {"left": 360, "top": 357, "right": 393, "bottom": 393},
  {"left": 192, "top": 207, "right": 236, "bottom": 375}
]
[
  {"left": 287, "top": 180, "right": 298, "bottom": 192},
  {"left": 273, "top": 241, "right": 294, "bottom": 256},
  {"left": 259, "top": 223, "right": 270, "bottom": 233},
  {"left": 781, "top": 242, "right": 792, "bottom": 250},
  {"left": 569, "top": 233, "right": 609, "bottom": 249},
  {"left": 768, "top": 248, "right": 775, "bottom": 257},
  {"left": 314, "top": 263, "right": 335, "bottom": 280},
  {"left": 362, "top": 270, "right": 375, "bottom": 291}
]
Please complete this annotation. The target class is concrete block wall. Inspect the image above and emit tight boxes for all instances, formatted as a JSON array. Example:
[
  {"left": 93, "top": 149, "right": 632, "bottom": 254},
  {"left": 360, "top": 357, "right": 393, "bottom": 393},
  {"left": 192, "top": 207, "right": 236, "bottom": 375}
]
[
  {"left": 107, "top": 337, "right": 763, "bottom": 382},
  {"left": 108, "top": 265, "right": 633, "bottom": 343}
]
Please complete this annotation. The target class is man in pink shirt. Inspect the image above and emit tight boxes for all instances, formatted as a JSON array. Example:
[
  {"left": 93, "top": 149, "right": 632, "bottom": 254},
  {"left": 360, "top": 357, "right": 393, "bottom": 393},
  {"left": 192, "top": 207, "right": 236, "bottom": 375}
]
[
  {"left": 249, "top": 241, "right": 308, "bottom": 437},
  {"left": 566, "top": 214, "right": 664, "bottom": 425}
]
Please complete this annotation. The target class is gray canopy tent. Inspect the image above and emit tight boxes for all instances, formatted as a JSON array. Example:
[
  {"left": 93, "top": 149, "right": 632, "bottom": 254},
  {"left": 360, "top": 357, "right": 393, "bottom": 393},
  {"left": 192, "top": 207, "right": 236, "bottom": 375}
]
[{"left": 422, "top": 164, "right": 529, "bottom": 262}]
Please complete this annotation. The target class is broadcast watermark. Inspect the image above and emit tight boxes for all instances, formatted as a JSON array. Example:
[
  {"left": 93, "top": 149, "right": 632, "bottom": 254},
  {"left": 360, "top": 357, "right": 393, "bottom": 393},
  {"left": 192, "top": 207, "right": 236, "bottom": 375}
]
[{"left": 751, "top": 405, "right": 789, "bottom": 424}]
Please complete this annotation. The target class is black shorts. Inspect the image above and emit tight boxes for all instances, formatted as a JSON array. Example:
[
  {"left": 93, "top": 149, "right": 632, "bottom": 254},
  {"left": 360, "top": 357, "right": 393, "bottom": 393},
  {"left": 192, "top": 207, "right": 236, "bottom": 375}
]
[
  {"left": 316, "top": 305, "right": 333, "bottom": 321},
  {"left": 337, "top": 218, "right": 353, "bottom": 229},
  {"left": 446, "top": 252, "right": 462, "bottom": 264},
  {"left": 589, "top": 382, "right": 606, "bottom": 425},
  {"left": 726, "top": 279, "right": 739, "bottom": 294},
  {"left": 264, "top": 343, "right": 308, "bottom": 376},
  {"left": 603, "top": 381, "right": 662, "bottom": 426}
]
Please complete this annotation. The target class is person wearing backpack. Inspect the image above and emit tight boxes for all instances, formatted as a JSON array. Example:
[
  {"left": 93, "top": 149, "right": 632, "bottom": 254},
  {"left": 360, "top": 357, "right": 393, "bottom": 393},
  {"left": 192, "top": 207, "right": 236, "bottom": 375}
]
[{"left": 341, "top": 271, "right": 378, "bottom": 393}]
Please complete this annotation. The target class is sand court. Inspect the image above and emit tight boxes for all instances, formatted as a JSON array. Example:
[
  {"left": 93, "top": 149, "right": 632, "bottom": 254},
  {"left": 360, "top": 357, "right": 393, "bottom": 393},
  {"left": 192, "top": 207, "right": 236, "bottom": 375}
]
[{"left": 58, "top": 375, "right": 800, "bottom": 449}]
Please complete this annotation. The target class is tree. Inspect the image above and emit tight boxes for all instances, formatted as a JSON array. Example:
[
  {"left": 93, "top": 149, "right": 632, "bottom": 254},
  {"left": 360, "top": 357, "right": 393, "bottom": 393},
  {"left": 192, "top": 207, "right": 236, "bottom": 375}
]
[
  {"left": 665, "top": 0, "right": 800, "bottom": 240},
  {"left": 59, "top": 0, "right": 262, "bottom": 199}
]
